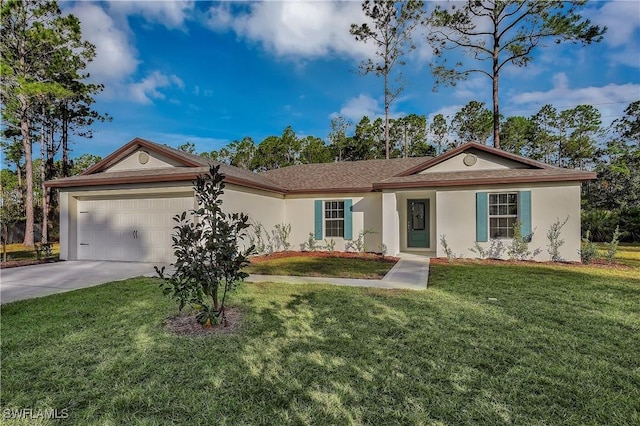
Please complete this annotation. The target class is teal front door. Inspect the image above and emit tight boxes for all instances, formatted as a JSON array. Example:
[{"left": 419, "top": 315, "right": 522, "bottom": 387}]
[{"left": 407, "top": 199, "right": 430, "bottom": 248}]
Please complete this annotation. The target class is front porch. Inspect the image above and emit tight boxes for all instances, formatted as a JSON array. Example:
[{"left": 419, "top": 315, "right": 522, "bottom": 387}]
[{"left": 381, "top": 190, "right": 438, "bottom": 258}]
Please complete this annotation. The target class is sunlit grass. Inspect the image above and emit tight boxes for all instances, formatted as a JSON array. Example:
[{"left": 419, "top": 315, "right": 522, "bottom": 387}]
[
  {"left": 1, "top": 242, "right": 60, "bottom": 261},
  {"left": 595, "top": 243, "right": 640, "bottom": 268},
  {"left": 245, "top": 256, "right": 396, "bottom": 279},
  {"left": 1, "top": 261, "right": 639, "bottom": 424}
]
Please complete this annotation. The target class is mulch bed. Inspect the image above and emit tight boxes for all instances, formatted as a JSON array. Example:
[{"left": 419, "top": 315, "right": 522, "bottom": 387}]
[
  {"left": 250, "top": 250, "right": 399, "bottom": 263},
  {"left": 430, "top": 257, "right": 634, "bottom": 270},
  {"left": 164, "top": 308, "right": 243, "bottom": 337}
]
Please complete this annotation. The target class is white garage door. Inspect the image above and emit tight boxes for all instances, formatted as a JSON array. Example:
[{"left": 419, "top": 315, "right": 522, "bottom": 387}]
[{"left": 77, "top": 195, "right": 194, "bottom": 262}]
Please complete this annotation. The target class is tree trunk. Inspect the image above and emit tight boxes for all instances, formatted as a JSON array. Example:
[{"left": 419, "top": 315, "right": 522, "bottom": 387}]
[
  {"left": 492, "top": 11, "right": 501, "bottom": 149},
  {"left": 384, "top": 70, "right": 390, "bottom": 159},
  {"left": 212, "top": 287, "right": 219, "bottom": 311},
  {"left": 20, "top": 109, "right": 34, "bottom": 247},
  {"left": 62, "top": 103, "right": 70, "bottom": 177},
  {"left": 40, "top": 112, "right": 48, "bottom": 243}
]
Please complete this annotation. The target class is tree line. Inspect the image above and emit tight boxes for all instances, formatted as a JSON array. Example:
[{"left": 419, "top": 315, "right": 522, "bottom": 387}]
[
  {"left": 1, "top": 0, "right": 107, "bottom": 247},
  {"left": 2, "top": 0, "right": 634, "bottom": 246}
]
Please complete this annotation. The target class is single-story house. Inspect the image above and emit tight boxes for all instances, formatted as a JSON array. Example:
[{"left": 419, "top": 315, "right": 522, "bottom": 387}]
[{"left": 46, "top": 137, "right": 596, "bottom": 263}]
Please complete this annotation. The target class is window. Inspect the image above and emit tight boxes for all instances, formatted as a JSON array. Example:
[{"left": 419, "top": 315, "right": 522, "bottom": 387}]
[
  {"left": 489, "top": 193, "right": 518, "bottom": 238},
  {"left": 324, "top": 201, "right": 344, "bottom": 237}
]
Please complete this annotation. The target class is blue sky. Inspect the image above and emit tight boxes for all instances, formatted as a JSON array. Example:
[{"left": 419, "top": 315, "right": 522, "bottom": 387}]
[{"left": 63, "top": 0, "right": 640, "bottom": 159}]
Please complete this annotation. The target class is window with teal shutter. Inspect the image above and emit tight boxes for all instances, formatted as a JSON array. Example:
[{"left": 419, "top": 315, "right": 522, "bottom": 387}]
[
  {"left": 476, "top": 192, "right": 488, "bottom": 242},
  {"left": 519, "top": 191, "right": 532, "bottom": 237},
  {"left": 344, "top": 199, "right": 353, "bottom": 240},
  {"left": 314, "top": 200, "right": 323, "bottom": 240},
  {"left": 315, "top": 199, "right": 353, "bottom": 240}
]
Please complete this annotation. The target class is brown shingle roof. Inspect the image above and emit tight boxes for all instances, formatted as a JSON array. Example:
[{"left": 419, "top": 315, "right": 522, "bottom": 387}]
[
  {"left": 259, "top": 157, "right": 430, "bottom": 193},
  {"left": 47, "top": 138, "right": 285, "bottom": 192},
  {"left": 46, "top": 139, "right": 596, "bottom": 192},
  {"left": 374, "top": 168, "right": 596, "bottom": 189}
]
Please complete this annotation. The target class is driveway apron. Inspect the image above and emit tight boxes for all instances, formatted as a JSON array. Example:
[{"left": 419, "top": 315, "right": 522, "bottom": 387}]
[{"left": 1, "top": 261, "right": 161, "bottom": 304}]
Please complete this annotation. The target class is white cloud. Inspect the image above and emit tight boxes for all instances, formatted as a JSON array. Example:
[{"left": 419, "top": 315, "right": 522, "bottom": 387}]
[
  {"left": 108, "top": 0, "right": 195, "bottom": 30},
  {"left": 509, "top": 72, "right": 640, "bottom": 126},
  {"left": 584, "top": 1, "right": 640, "bottom": 69},
  {"left": 129, "top": 72, "right": 184, "bottom": 105},
  {"left": 67, "top": 3, "right": 189, "bottom": 105},
  {"left": 205, "top": 1, "right": 375, "bottom": 60},
  {"left": 331, "top": 94, "right": 382, "bottom": 121},
  {"left": 587, "top": 1, "right": 640, "bottom": 48},
  {"left": 69, "top": 3, "right": 139, "bottom": 83},
  {"left": 511, "top": 72, "right": 638, "bottom": 106}
]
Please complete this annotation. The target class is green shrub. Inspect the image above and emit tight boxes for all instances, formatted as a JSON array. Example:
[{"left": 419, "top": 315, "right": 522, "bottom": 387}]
[
  {"left": 580, "top": 230, "right": 598, "bottom": 265},
  {"left": 605, "top": 225, "right": 621, "bottom": 264},
  {"left": 547, "top": 216, "right": 569, "bottom": 262},
  {"left": 507, "top": 221, "right": 541, "bottom": 260},
  {"left": 155, "top": 165, "right": 254, "bottom": 327}
]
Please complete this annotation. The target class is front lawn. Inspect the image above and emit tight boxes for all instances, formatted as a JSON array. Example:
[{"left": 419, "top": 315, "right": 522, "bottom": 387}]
[
  {"left": 246, "top": 253, "right": 397, "bottom": 279},
  {"left": 596, "top": 243, "right": 640, "bottom": 268},
  {"left": 1, "top": 263, "right": 639, "bottom": 424}
]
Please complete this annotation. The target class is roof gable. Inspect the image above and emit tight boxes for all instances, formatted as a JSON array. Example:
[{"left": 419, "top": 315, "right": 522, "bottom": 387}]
[
  {"left": 82, "top": 137, "right": 208, "bottom": 175},
  {"left": 397, "top": 142, "right": 551, "bottom": 177}
]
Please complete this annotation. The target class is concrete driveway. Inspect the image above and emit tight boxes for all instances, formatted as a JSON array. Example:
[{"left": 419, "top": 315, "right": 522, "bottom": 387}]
[{"left": 1, "top": 261, "right": 163, "bottom": 304}]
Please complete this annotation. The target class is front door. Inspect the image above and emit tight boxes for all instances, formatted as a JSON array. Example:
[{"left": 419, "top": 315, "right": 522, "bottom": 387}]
[{"left": 407, "top": 199, "right": 430, "bottom": 248}]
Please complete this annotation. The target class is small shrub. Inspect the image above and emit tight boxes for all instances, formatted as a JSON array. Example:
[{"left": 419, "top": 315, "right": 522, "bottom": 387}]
[
  {"left": 580, "top": 230, "right": 598, "bottom": 264},
  {"left": 300, "top": 232, "right": 318, "bottom": 251},
  {"left": 378, "top": 243, "right": 388, "bottom": 256},
  {"left": 440, "top": 234, "right": 455, "bottom": 261},
  {"left": 345, "top": 228, "right": 377, "bottom": 253},
  {"left": 470, "top": 239, "right": 506, "bottom": 260},
  {"left": 250, "top": 222, "right": 292, "bottom": 255},
  {"left": 35, "top": 242, "right": 53, "bottom": 260},
  {"left": 322, "top": 238, "right": 336, "bottom": 251},
  {"left": 273, "top": 223, "right": 292, "bottom": 251},
  {"left": 547, "top": 216, "right": 569, "bottom": 262},
  {"left": 507, "top": 221, "right": 541, "bottom": 261},
  {"left": 605, "top": 225, "right": 621, "bottom": 264}
]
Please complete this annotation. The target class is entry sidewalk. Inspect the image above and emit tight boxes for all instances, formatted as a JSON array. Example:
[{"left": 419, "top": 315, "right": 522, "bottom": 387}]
[{"left": 246, "top": 257, "right": 430, "bottom": 291}]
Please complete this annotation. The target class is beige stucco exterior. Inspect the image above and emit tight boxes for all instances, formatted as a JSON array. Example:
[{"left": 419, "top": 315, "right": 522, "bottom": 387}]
[
  {"left": 106, "top": 149, "right": 184, "bottom": 172},
  {"left": 55, "top": 143, "right": 587, "bottom": 263},
  {"left": 284, "top": 193, "right": 382, "bottom": 252},
  {"left": 420, "top": 149, "right": 529, "bottom": 173},
  {"left": 435, "top": 182, "right": 582, "bottom": 262}
]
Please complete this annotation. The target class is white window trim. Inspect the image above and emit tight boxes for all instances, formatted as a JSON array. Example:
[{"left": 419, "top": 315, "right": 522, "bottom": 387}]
[
  {"left": 324, "top": 200, "right": 345, "bottom": 238},
  {"left": 488, "top": 192, "right": 518, "bottom": 239}
]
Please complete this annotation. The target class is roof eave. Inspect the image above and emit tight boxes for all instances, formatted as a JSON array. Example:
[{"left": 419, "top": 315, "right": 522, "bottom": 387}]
[
  {"left": 395, "top": 142, "right": 552, "bottom": 177},
  {"left": 373, "top": 173, "right": 597, "bottom": 190},
  {"left": 46, "top": 172, "right": 286, "bottom": 194}
]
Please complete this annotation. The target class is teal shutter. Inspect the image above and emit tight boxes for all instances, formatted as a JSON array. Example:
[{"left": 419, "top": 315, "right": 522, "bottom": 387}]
[
  {"left": 344, "top": 199, "right": 353, "bottom": 240},
  {"left": 314, "top": 200, "right": 323, "bottom": 240},
  {"left": 519, "top": 191, "right": 532, "bottom": 237},
  {"left": 476, "top": 192, "right": 488, "bottom": 242}
]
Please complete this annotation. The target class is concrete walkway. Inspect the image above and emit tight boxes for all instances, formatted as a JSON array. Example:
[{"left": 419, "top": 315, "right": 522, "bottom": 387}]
[
  {"left": 1, "top": 255, "right": 430, "bottom": 304},
  {"left": 1, "top": 261, "right": 161, "bottom": 304},
  {"left": 246, "top": 257, "right": 430, "bottom": 291}
]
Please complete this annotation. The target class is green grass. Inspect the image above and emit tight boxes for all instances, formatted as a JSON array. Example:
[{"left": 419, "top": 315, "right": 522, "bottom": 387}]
[
  {"left": 1, "top": 243, "right": 60, "bottom": 262},
  {"left": 245, "top": 256, "right": 396, "bottom": 279},
  {"left": 1, "top": 263, "right": 639, "bottom": 425},
  {"left": 595, "top": 243, "right": 640, "bottom": 268}
]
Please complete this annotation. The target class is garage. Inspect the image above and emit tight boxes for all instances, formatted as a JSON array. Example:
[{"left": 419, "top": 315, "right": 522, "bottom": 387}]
[{"left": 76, "top": 195, "right": 194, "bottom": 263}]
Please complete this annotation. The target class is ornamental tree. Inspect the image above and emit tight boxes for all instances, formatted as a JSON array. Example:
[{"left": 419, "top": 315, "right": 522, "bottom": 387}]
[{"left": 156, "top": 165, "right": 254, "bottom": 327}]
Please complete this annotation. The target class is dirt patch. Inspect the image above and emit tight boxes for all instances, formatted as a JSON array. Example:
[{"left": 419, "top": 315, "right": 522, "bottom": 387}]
[
  {"left": 164, "top": 308, "right": 243, "bottom": 337},
  {"left": 251, "top": 250, "right": 398, "bottom": 264},
  {"left": 0, "top": 258, "right": 60, "bottom": 269},
  {"left": 430, "top": 257, "right": 634, "bottom": 270}
]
